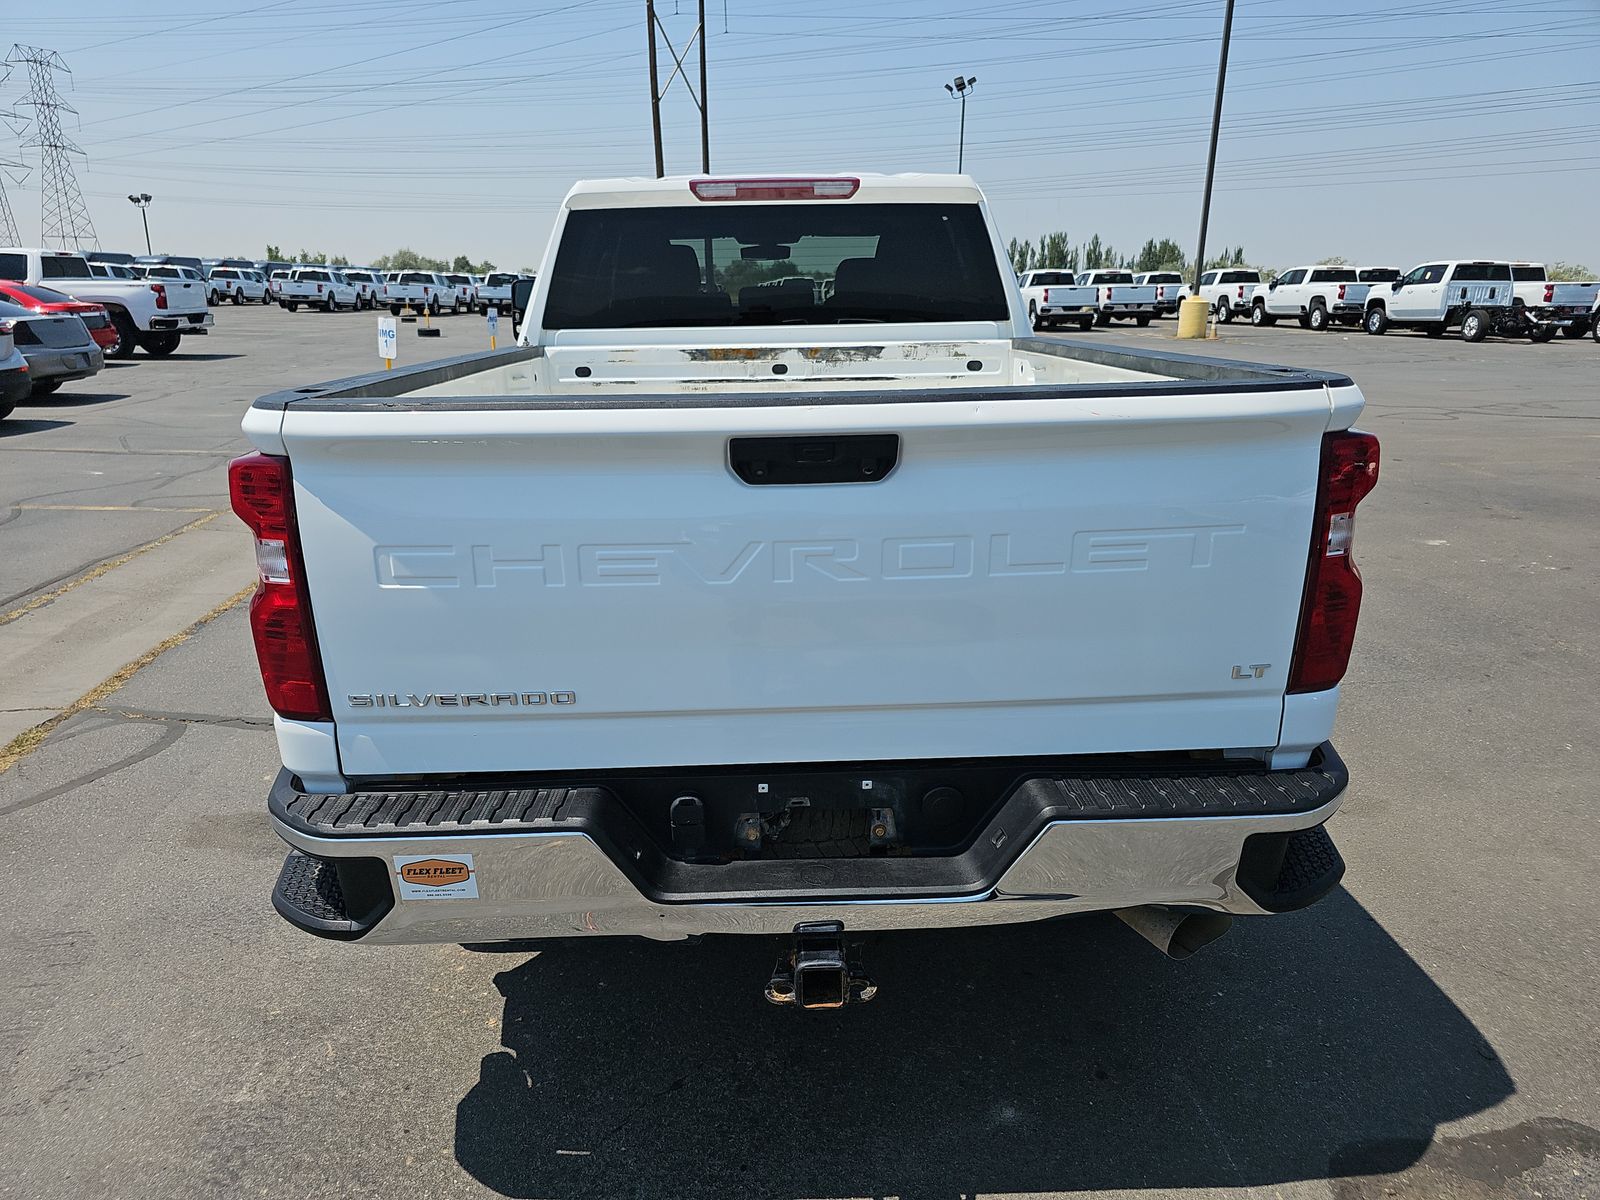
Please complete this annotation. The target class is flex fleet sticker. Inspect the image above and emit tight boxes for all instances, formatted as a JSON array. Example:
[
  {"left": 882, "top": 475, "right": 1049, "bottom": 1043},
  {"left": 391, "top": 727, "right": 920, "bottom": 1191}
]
[{"left": 394, "top": 854, "right": 478, "bottom": 900}]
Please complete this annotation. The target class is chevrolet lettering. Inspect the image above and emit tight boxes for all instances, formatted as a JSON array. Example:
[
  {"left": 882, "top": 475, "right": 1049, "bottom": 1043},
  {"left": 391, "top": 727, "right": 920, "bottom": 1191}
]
[{"left": 241, "top": 173, "right": 1378, "bottom": 1009}]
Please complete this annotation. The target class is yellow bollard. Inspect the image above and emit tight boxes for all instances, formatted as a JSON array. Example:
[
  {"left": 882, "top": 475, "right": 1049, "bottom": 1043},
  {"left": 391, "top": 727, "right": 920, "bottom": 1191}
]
[{"left": 1175, "top": 296, "right": 1211, "bottom": 339}]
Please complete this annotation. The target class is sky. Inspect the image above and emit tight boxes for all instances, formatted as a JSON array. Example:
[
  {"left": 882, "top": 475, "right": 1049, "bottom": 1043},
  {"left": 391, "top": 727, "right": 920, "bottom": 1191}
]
[{"left": 3, "top": 0, "right": 1597, "bottom": 273}]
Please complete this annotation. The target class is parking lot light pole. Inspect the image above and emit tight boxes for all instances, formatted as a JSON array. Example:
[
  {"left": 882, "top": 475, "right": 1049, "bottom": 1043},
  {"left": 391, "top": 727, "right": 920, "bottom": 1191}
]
[
  {"left": 128, "top": 192, "right": 152, "bottom": 254},
  {"left": 944, "top": 75, "right": 976, "bottom": 173},
  {"left": 1178, "top": 0, "right": 1236, "bottom": 339}
]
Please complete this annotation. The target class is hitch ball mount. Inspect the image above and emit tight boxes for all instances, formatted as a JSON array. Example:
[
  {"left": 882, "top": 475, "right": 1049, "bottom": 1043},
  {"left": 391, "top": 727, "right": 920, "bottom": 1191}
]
[{"left": 765, "top": 920, "right": 877, "bottom": 1009}]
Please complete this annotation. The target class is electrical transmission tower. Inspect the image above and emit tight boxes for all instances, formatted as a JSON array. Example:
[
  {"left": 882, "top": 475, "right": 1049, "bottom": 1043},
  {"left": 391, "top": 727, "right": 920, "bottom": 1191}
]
[
  {"left": 6, "top": 46, "right": 98, "bottom": 250},
  {"left": 0, "top": 153, "right": 21, "bottom": 245}
]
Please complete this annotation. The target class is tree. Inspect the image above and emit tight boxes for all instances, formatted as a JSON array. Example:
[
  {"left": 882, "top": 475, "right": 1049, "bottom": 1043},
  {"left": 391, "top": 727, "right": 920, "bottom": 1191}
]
[
  {"left": 264, "top": 243, "right": 284, "bottom": 260},
  {"left": 1135, "top": 237, "right": 1186, "bottom": 273},
  {"left": 1316, "top": 255, "right": 1351, "bottom": 265},
  {"left": 1038, "top": 230, "right": 1072, "bottom": 269},
  {"left": 1081, "top": 234, "right": 1121, "bottom": 271},
  {"left": 1205, "top": 245, "right": 1248, "bottom": 270},
  {"left": 1546, "top": 261, "right": 1595, "bottom": 282}
]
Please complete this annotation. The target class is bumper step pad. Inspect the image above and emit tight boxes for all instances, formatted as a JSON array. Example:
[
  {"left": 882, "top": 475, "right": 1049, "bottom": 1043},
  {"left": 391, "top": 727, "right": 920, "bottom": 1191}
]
[
  {"left": 1237, "top": 823, "right": 1346, "bottom": 913},
  {"left": 271, "top": 850, "right": 393, "bottom": 940}
]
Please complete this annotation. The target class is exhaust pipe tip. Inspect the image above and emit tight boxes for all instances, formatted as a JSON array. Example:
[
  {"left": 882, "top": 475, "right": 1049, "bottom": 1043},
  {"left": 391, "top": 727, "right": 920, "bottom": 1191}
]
[{"left": 1114, "top": 906, "right": 1233, "bottom": 961}]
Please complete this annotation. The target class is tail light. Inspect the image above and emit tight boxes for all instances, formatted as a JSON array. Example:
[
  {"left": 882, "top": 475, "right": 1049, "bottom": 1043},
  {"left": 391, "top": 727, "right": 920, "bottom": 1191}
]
[
  {"left": 1543, "top": 283, "right": 1554, "bottom": 303},
  {"left": 1156, "top": 285, "right": 1166, "bottom": 300},
  {"left": 316, "top": 283, "right": 323, "bottom": 293},
  {"left": 691, "top": 177, "right": 859, "bottom": 201},
  {"left": 1237, "top": 284, "right": 1245, "bottom": 299},
  {"left": 1288, "top": 430, "right": 1381, "bottom": 694},
  {"left": 1337, "top": 284, "right": 1346, "bottom": 300},
  {"left": 151, "top": 283, "right": 168, "bottom": 310},
  {"left": 228, "top": 453, "right": 331, "bottom": 721}
]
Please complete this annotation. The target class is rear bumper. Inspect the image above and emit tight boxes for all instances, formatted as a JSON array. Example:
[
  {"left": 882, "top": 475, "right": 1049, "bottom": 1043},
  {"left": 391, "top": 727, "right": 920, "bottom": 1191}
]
[
  {"left": 21, "top": 344, "right": 103, "bottom": 381},
  {"left": 150, "top": 312, "right": 214, "bottom": 332},
  {"left": 268, "top": 744, "right": 1350, "bottom": 943}
]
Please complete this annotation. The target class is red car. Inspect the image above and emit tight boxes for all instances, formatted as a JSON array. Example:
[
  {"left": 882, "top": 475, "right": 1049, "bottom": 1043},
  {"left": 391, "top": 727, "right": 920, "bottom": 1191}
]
[{"left": 0, "top": 281, "right": 117, "bottom": 352}]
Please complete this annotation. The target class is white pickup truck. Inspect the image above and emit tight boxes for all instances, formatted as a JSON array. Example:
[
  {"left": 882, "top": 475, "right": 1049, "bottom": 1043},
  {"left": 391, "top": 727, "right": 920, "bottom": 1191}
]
[
  {"left": 237, "top": 174, "right": 1377, "bottom": 1006},
  {"left": 0, "top": 246, "right": 213, "bottom": 357},
  {"left": 1016, "top": 268, "right": 1099, "bottom": 331},
  {"left": 1134, "top": 271, "right": 1186, "bottom": 317},
  {"left": 1362, "top": 260, "right": 1523, "bottom": 342},
  {"left": 1194, "top": 268, "right": 1265, "bottom": 324},
  {"left": 1249, "top": 265, "right": 1363, "bottom": 331},
  {"left": 382, "top": 270, "right": 450, "bottom": 316},
  {"left": 477, "top": 271, "right": 518, "bottom": 311},
  {"left": 1510, "top": 263, "right": 1599, "bottom": 339},
  {"left": 278, "top": 267, "right": 359, "bottom": 312},
  {"left": 1077, "top": 269, "right": 1159, "bottom": 326}
]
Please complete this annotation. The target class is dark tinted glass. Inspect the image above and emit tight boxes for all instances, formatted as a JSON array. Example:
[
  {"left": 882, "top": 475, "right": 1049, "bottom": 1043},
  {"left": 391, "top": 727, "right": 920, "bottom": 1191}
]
[
  {"left": 1451, "top": 263, "right": 1512, "bottom": 282},
  {"left": 543, "top": 202, "right": 1010, "bottom": 329}
]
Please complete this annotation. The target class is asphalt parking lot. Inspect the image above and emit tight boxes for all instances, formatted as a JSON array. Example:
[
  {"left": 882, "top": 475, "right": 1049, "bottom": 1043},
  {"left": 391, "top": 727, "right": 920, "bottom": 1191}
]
[{"left": 2, "top": 308, "right": 1597, "bottom": 1200}]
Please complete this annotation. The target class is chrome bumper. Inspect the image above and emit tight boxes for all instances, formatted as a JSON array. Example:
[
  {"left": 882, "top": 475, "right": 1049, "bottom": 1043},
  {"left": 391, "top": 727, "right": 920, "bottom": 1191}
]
[
  {"left": 271, "top": 790, "right": 1346, "bottom": 944},
  {"left": 150, "top": 312, "right": 214, "bottom": 331}
]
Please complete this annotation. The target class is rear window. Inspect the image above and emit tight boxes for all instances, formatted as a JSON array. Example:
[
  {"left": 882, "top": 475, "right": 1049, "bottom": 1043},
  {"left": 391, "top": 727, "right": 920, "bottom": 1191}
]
[
  {"left": 486, "top": 273, "right": 516, "bottom": 286},
  {"left": 1030, "top": 271, "right": 1075, "bottom": 286},
  {"left": 1450, "top": 262, "right": 1512, "bottom": 282},
  {"left": 1221, "top": 270, "right": 1261, "bottom": 284},
  {"left": 40, "top": 255, "right": 92, "bottom": 280},
  {"left": 445, "top": 274, "right": 469, "bottom": 284},
  {"left": 1145, "top": 273, "right": 1182, "bottom": 284},
  {"left": 543, "top": 202, "right": 1010, "bottom": 329},
  {"left": 1088, "top": 271, "right": 1135, "bottom": 284},
  {"left": 298, "top": 270, "right": 329, "bottom": 282},
  {"left": 1310, "top": 268, "right": 1358, "bottom": 283},
  {"left": 1359, "top": 268, "right": 1400, "bottom": 283},
  {"left": 0, "top": 252, "right": 25, "bottom": 280},
  {"left": 401, "top": 272, "right": 434, "bottom": 284},
  {"left": 1510, "top": 265, "right": 1544, "bottom": 281}
]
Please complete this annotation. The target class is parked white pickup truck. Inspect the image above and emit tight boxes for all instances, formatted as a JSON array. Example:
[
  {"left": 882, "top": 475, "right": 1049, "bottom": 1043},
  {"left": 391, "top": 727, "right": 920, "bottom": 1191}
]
[
  {"left": 237, "top": 174, "right": 1376, "bottom": 1005},
  {"left": 206, "top": 266, "right": 270, "bottom": 305},
  {"left": 478, "top": 271, "right": 520, "bottom": 312},
  {"left": 1077, "top": 269, "right": 1159, "bottom": 326},
  {"left": 342, "top": 269, "right": 383, "bottom": 310},
  {"left": 1194, "top": 268, "right": 1265, "bottom": 323},
  {"left": 1250, "top": 265, "right": 1362, "bottom": 331},
  {"left": 279, "top": 267, "right": 358, "bottom": 312},
  {"left": 1510, "top": 263, "right": 1598, "bottom": 339},
  {"left": 1016, "top": 268, "right": 1099, "bottom": 331},
  {"left": 1134, "top": 271, "right": 1186, "bottom": 317},
  {"left": 1362, "top": 260, "right": 1523, "bottom": 342},
  {"left": 382, "top": 270, "right": 450, "bottom": 315},
  {"left": 0, "top": 246, "right": 213, "bottom": 357}
]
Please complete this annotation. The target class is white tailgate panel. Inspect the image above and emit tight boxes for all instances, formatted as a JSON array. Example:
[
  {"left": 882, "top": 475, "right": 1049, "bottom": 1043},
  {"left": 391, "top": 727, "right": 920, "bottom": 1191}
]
[{"left": 284, "top": 390, "right": 1329, "bottom": 775}]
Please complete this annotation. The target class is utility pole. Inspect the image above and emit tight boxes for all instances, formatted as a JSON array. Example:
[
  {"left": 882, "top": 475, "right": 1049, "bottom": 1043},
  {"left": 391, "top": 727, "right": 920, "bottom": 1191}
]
[
  {"left": 1189, "top": 0, "right": 1236, "bottom": 296},
  {"left": 128, "top": 192, "right": 152, "bottom": 254},
  {"left": 944, "top": 75, "right": 976, "bottom": 173},
  {"left": 7, "top": 45, "right": 98, "bottom": 250},
  {"left": 645, "top": 0, "right": 710, "bottom": 177}
]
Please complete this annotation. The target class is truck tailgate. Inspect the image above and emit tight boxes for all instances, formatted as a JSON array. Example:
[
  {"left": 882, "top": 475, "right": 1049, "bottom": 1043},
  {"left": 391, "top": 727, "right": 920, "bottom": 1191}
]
[{"left": 279, "top": 389, "right": 1334, "bottom": 776}]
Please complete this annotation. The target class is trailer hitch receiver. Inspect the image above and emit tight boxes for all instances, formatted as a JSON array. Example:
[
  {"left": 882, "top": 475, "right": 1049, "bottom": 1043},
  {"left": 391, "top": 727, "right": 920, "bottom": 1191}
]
[{"left": 765, "top": 921, "right": 877, "bottom": 1009}]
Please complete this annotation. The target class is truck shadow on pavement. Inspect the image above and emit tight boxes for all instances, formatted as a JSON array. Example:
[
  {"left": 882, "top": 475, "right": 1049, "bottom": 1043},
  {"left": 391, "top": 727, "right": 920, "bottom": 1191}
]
[
  {"left": 454, "top": 890, "right": 1515, "bottom": 1199},
  {"left": 0, "top": 418, "right": 72, "bottom": 436}
]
